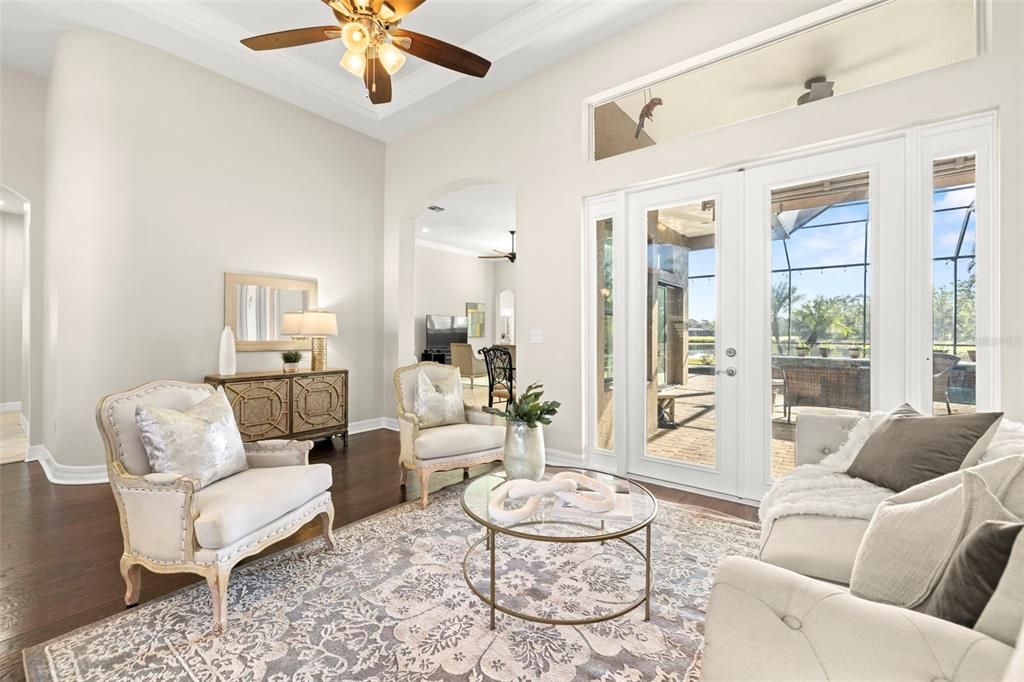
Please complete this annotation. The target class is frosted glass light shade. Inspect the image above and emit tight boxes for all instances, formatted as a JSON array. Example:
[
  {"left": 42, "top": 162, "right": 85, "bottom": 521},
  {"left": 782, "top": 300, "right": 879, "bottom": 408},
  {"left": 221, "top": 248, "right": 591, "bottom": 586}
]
[
  {"left": 298, "top": 311, "right": 338, "bottom": 336},
  {"left": 341, "top": 22, "right": 370, "bottom": 53},
  {"left": 281, "top": 312, "right": 304, "bottom": 335},
  {"left": 340, "top": 50, "right": 366, "bottom": 77},
  {"left": 378, "top": 42, "right": 406, "bottom": 75}
]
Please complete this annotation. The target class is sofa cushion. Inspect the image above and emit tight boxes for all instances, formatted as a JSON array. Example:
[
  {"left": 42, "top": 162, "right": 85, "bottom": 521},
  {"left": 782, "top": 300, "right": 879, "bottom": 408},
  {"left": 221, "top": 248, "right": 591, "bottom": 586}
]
[
  {"left": 924, "top": 520, "right": 1023, "bottom": 630},
  {"left": 847, "top": 404, "right": 1003, "bottom": 492},
  {"left": 416, "top": 423, "right": 504, "bottom": 460},
  {"left": 194, "top": 464, "right": 332, "bottom": 549},
  {"left": 852, "top": 470, "right": 1020, "bottom": 608},
  {"left": 759, "top": 515, "right": 869, "bottom": 585},
  {"left": 976, "top": 531, "right": 1024, "bottom": 646}
]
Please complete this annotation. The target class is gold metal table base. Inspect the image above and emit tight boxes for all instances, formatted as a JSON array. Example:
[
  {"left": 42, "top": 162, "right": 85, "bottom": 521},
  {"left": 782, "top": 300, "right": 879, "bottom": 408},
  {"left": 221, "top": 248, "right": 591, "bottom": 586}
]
[{"left": 461, "top": 520, "right": 654, "bottom": 629}]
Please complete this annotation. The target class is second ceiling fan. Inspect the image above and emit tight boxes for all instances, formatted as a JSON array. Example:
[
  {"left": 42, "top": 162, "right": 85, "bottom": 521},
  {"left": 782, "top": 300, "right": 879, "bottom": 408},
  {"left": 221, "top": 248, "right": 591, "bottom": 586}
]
[{"left": 241, "top": 0, "right": 492, "bottom": 105}]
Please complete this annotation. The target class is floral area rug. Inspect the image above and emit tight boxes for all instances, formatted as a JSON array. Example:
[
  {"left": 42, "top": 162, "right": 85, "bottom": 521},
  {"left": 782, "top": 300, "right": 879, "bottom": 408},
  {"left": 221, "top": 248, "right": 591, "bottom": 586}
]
[{"left": 24, "top": 483, "right": 759, "bottom": 681}]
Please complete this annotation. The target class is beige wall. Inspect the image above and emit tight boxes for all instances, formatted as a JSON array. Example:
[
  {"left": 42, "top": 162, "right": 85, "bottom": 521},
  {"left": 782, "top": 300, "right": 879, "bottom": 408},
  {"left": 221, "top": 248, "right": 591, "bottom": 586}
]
[
  {"left": 414, "top": 244, "right": 497, "bottom": 354},
  {"left": 384, "top": 0, "right": 1024, "bottom": 455},
  {"left": 1, "top": 67, "right": 46, "bottom": 440},
  {"left": 44, "top": 31, "right": 385, "bottom": 467},
  {"left": 1, "top": 211, "right": 24, "bottom": 403}
]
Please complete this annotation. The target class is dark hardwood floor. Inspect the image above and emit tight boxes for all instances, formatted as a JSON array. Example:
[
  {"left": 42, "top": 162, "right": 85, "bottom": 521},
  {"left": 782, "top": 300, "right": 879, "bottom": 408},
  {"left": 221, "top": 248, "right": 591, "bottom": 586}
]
[{"left": 0, "top": 429, "right": 756, "bottom": 681}]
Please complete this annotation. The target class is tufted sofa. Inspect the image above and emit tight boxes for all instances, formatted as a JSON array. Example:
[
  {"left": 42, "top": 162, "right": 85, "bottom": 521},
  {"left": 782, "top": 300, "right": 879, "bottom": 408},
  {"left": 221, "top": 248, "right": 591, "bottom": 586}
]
[
  {"left": 97, "top": 380, "right": 337, "bottom": 633},
  {"left": 703, "top": 413, "right": 1024, "bottom": 681},
  {"left": 758, "top": 413, "right": 867, "bottom": 584}
]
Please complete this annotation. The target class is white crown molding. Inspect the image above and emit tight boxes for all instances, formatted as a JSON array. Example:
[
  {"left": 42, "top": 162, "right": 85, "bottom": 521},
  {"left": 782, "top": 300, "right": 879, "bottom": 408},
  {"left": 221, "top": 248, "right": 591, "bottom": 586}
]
[
  {"left": 386, "top": 0, "right": 589, "bottom": 115},
  {"left": 91, "top": 0, "right": 597, "bottom": 122},
  {"left": 415, "top": 239, "right": 492, "bottom": 258},
  {"left": 110, "top": 0, "right": 377, "bottom": 119},
  {"left": 26, "top": 445, "right": 109, "bottom": 485}
]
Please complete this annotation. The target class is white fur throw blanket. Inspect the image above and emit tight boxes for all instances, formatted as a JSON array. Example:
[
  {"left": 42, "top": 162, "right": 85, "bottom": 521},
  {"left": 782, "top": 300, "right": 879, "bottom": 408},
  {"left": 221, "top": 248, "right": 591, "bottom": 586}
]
[{"left": 759, "top": 412, "right": 893, "bottom": 543}]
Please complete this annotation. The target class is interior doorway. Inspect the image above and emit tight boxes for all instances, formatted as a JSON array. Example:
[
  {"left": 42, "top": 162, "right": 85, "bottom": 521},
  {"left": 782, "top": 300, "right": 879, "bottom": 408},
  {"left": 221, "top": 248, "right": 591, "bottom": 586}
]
[
  {"left": 411, "top": 183, "right": 517, "bottom": 408},
  {"left": 0, "top": 185, "right": 31, "bottom": 464}
]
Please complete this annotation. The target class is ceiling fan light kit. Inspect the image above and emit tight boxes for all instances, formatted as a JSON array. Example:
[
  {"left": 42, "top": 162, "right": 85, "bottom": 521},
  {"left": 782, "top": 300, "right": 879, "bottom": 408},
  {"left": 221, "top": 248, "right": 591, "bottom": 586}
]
[{"left": 241, "top": 0, "right": 491, "bottom": 105}]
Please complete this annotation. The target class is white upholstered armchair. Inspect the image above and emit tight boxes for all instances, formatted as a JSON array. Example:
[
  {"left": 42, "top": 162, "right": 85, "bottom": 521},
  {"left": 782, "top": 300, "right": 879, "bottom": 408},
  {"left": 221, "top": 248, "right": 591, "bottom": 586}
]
[
  {"left": 96, "top": 380, "right": 336, "bottom": 633},
  {"left": 394, "top": 362, "right": 504, "bottom": 507}
]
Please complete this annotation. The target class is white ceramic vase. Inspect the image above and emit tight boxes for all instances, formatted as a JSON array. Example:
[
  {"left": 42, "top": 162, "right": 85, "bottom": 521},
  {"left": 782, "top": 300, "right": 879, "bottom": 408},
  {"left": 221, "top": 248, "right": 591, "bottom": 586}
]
[
  {"left": 503, "top": 421, "right": 545, "bottom": 481},
  {"left": 218, "top": 325, "right": 237, "bottom": 376}
]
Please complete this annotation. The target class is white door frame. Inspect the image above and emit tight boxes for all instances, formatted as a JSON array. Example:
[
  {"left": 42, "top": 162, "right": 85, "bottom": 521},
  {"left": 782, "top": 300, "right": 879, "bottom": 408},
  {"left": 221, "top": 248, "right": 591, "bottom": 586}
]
[
  {"left": 739, "top": 138, "right": 906, "bottom": 500},
  {"left": 625, "top": 171, "right": 743, "bottom": 496},
  {"left": 580, "top": 112, "right": 999, "bottom": 503}
]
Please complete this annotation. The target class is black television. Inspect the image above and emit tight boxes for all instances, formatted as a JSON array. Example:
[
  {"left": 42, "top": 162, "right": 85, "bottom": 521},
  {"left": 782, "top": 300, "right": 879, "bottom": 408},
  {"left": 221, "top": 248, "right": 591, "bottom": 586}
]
[{"left": 425, "top": 315, "right": 468, "bottom": 363}]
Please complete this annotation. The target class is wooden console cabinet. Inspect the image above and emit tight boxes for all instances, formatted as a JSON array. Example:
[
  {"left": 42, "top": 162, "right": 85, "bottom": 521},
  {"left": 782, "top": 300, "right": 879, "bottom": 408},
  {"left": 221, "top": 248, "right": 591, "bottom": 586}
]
[{"left": 204, "top": 368, "right": 348, "bottom": 444}]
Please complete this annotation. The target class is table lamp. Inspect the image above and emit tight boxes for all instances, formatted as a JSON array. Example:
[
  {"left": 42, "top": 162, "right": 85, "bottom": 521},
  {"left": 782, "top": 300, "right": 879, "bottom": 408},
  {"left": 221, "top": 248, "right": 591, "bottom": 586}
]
[
  {"left": 281, "top": 311, "right": 305, "bottom": 338},
  {"left": 297, "top": 310, "right": 338, "bottom": 371}
]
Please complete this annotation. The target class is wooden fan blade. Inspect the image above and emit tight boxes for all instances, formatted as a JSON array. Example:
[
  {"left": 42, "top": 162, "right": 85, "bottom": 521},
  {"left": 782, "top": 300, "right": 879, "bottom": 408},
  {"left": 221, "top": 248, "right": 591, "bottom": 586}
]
[
  {"left": 241, "top": 26, "right": 338, "bottom": 51},
  {"left": 363, "top": 54, "right": 393, "bottom": 104},
  {"left": 391, "top": 29, "right": 490, "bottom": 78},
  {"left": 379, "top": 0, "right": 426, "bottom": 20},
  {"left": 478, "top": 255, "right": 510, "bottom": 259}
]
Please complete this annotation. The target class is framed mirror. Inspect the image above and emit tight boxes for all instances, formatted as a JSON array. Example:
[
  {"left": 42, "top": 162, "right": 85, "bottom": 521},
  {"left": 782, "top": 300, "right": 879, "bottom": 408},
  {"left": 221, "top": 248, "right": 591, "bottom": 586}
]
[{"left": 224, "top": 273, "right": 317, "bottom": 351}]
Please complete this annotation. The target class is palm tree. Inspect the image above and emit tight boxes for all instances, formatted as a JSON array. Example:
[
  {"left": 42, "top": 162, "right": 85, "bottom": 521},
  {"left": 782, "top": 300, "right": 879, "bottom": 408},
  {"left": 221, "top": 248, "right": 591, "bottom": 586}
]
[
  {"left": 771, "top": 281, "right": 802, "bottom": 354},
  {"left": 794, "top": 296, "right": 851, "bottom": 346}
]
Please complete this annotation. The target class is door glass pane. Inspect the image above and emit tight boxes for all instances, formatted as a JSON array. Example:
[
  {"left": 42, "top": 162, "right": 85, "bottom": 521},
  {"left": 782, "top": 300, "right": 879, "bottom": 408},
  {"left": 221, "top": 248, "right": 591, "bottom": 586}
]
[
  {"left": 595, "top": 217, "right": 615, "bottom": 450},
  {"left": 770, "top": 172, "right": 871, "bottom": 479},
  {"left": 645, "top": 199, "right": 717, "bottom": 467},
  {"left": 932, "top": 155, "right": 976, "bottom": 414}
]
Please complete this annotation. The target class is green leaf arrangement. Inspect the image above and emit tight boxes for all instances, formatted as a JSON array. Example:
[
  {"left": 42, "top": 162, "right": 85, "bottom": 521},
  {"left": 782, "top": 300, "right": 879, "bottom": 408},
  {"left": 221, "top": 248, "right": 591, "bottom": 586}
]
[
  {"left": 281, "top": 350, "right": 303, "bottom": 363},
  {"left": 483, "top": 382, "right": 560, "bottom": 429}
]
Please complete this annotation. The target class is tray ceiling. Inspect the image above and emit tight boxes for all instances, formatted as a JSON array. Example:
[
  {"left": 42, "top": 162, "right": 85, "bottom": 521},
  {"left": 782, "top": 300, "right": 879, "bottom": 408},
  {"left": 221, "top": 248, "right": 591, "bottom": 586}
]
[{"left": 1, "top": 0, "right": 673, "bottom": 140}]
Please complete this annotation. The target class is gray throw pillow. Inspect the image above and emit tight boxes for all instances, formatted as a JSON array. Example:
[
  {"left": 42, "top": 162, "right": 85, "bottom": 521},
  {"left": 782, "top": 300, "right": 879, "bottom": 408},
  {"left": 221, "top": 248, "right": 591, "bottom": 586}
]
[
  {"left": 846, "top": 404, "right": 1003, "bottom": 492},
  {"left": 135, "top": 387, "right": 248, "bottom": 488},
  {"left": 924, "top": 521, "right": 1023, "bottom": 628}
]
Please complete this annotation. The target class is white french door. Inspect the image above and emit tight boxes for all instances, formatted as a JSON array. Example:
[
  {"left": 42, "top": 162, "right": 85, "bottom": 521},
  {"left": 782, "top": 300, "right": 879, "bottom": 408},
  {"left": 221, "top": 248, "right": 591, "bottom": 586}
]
[
  {"left": 625, "top": 172, "right": 743, "bottom": 496},
  {"left": 588, "top": 115, "right": 997, "bottom": 502},
  {"left": 738, "top": 138, "right": 907, "bottom": 500}
]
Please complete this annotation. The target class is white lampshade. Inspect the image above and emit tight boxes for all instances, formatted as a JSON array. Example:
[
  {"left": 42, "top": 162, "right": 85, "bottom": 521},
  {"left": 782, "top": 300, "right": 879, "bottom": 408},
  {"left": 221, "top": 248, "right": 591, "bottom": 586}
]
[
  {"left": 281, "top": 311, "right": 305, "bottom": 336},
  {"left": 298, "top": 310, "right": 338, "bottom": 336}
]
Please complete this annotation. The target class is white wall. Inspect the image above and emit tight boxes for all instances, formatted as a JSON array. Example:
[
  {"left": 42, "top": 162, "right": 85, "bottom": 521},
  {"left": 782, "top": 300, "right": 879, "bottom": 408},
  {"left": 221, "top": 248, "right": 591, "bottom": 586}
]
[
  {"left": 44, "top": 31, "right": 385, "bottom": 467},
  {"left": 414, "top": 243, "right": 496, "bottom": 354},
  {"left": 1, "top": 211, "right": 24, "bottom": 403},
  {"left": 383, "top": 0, "right": 1024, "bottom": 455},
  {"left": 1, "top": 67, "right": 46, "bottom": 440}
]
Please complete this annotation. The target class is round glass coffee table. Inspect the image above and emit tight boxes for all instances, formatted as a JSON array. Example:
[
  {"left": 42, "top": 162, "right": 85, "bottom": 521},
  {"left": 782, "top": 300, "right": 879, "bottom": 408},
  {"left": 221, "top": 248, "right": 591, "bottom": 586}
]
[{"left": 461, "top": 467, "right": 657, "bottom": 629}]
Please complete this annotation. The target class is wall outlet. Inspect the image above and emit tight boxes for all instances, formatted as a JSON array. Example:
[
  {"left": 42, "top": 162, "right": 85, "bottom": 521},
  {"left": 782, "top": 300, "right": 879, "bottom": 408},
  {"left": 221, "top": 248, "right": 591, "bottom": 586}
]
[{"left": 529, "top": 329, "right": 543, "bottom": 344}]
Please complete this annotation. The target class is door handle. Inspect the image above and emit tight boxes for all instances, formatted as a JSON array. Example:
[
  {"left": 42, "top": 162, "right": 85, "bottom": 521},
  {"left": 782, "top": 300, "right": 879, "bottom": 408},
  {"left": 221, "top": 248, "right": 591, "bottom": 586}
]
[{"left": 716, "top": 367, "right": 737, "bottom": 377}]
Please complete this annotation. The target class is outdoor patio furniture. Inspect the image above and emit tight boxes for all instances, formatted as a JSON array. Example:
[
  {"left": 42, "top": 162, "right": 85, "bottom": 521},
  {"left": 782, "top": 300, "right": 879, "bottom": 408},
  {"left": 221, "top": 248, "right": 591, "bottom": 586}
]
[
  {"left": 656, "top": 385, "right": 688, "bottom": 428},
  {"left": 773, "top": 356, "right": 871, "bottom": 422},
  {"left": 932, "top": 352, "right": 961, "bottom": 414}
]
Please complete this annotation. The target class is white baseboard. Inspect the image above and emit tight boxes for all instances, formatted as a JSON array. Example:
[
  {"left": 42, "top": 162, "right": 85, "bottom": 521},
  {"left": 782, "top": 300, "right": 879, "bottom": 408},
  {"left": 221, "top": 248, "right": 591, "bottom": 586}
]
[
  {"left": 349, "top": 417, "right": 400, "bottom": 434},
  {"left": 26, "top": 445, "right": 108, "bottom": 485},
  {"left": 18, "top": 413, "right": 29, "bottom": 439},
  {"left": 0, "top": 401, "right": 22, "bottom": 413},
  {"left": 546, "top": 448, "right": 586, "bottom": 467}
]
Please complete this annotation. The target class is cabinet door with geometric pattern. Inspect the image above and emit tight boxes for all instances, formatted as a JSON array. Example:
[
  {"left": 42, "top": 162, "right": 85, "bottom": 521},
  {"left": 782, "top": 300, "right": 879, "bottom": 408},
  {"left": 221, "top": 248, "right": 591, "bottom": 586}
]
[
  {"left": 222, "top": 379, "right": 290, "bottom": 441},
  {"left": 291, "top": 373, "right": 347, "bottom": 435}
]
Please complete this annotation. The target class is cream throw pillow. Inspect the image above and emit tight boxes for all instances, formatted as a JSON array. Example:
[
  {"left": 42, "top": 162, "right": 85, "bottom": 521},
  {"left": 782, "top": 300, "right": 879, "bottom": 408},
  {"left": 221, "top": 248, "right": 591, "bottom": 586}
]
[
  {"left": 413, "top": 370, "right": 465, "bottom": 429},
  {"left": 851, "top": 468, "right": 1021, "bottom": 608},
  {"left": 135, "top": 387, "right": 248, "bottom": 489}
]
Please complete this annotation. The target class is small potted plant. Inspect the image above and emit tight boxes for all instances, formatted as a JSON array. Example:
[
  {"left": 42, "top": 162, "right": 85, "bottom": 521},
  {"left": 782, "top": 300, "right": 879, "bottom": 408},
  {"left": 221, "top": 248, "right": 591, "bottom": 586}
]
[
  {"left": 819, "top": 343, "right": 834, "bottom": 358},
  {"left": 795, "top": 341, "right": 811, "bottom": 357},
  {"left": 484, "top": 383, "right": 559, "bottom": 481},
  {"left": 281, "top": 350, "right": 303, "bottom": 373},
  {"left": 968, "top": 349, "right": 977, "bottom": 362},
  {"left": 847, "top": 346, "right": 862, "bottom": 359}
]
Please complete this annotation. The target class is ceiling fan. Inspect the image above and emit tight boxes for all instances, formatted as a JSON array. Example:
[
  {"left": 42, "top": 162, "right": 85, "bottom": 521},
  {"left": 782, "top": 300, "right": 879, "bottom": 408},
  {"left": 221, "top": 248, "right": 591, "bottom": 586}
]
[
  {"left": 479, "top": 230, "right": 516, "bottom": 263},
  {"left": 240, "top": 0, "right": 491, "bottom": 105}
]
